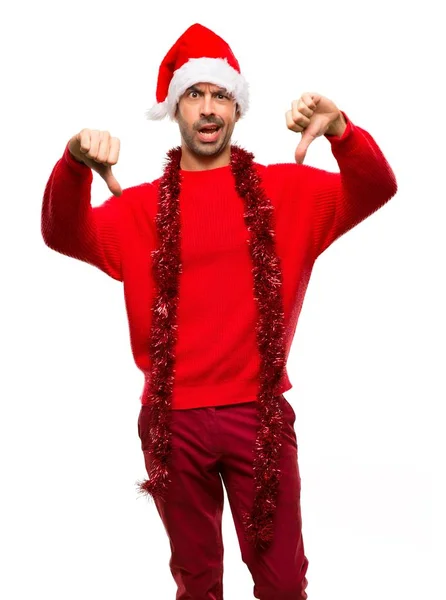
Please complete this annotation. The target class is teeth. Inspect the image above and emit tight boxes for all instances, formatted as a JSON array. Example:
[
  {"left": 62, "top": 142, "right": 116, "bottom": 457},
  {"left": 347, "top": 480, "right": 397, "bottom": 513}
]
[{"left": 200, "top": 130, "right": 218, "bottom": 136}]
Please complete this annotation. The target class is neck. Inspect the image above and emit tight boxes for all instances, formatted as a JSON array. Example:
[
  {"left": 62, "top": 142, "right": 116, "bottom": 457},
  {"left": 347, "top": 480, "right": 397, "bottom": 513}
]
[{"left": 179, "top": 142, "right": 232, "bottom": 171}]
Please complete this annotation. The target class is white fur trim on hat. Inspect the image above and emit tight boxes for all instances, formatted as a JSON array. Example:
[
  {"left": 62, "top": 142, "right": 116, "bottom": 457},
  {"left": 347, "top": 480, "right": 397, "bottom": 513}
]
[{"left": 145, "top": 57, "right": 249, "bottom": 121}]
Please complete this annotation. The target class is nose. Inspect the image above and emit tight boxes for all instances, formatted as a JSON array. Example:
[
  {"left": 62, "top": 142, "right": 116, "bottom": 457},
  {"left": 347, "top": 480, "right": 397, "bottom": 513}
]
[{"left": 200, "top": 93, "right": 215, "bottom": 117}]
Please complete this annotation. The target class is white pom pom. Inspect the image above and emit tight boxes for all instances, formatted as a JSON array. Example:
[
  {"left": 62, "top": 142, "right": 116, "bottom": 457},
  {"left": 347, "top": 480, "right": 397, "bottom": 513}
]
[{"left": 144, "top": 101, "right": 168, "bottom": 120}]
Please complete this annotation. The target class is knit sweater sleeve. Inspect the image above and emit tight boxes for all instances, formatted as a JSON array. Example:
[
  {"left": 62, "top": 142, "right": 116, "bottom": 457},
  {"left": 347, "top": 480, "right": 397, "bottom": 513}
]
[
  {"left": 308, "top": 110, "right": 398, "bottom": 259},
  {"left": 41, "top": 142, "right": 123, "bottom": 281}
]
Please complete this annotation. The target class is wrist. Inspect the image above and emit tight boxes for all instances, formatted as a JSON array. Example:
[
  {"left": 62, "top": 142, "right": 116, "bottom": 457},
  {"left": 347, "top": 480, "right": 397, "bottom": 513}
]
[
  {"left": 68, "top": 146, "right": 86, "bottom": 165},
  {"left": 326, "top": 111, "right": 347, "bottom": 137},
  {"left": 63, "top": 142, "right": 91, "bottom": 175}
]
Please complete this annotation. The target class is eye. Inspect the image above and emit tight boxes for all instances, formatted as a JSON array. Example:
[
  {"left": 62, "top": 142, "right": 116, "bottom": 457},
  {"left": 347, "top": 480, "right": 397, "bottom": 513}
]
[{"left": 189, "top": 91, "right": 198, "bottom": 98}]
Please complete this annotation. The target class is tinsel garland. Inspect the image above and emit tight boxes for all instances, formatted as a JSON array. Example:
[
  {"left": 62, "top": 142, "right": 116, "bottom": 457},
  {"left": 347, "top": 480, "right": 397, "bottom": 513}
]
[{"left": 135, "top": 144, "right": 287, "bottom": 551}]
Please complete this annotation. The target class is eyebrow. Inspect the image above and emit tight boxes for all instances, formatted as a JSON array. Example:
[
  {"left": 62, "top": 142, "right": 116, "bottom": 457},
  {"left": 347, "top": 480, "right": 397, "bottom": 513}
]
[{"left": 186, "top": 85, "right": 230, "bottom": 95}]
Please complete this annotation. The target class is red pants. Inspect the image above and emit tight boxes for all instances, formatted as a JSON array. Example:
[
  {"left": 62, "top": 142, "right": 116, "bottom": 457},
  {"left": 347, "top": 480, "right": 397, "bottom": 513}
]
[{"left": 138, "top": 394, "right": 309, "bottom": 599}]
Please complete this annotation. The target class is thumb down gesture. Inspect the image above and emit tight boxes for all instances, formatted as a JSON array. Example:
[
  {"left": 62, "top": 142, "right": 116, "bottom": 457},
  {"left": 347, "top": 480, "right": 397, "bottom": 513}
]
[
  {"left": 68, "top": 129, "right": 122, "bottom": 197},
  {"left": 286, "top": 93, "right": 346, "bottom": 164}
]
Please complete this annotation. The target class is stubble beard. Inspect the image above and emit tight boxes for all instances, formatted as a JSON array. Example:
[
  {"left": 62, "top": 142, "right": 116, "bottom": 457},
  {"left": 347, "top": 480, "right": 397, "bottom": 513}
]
[{"left": 178, "top": 117, "right": 232, "bottom": 157}]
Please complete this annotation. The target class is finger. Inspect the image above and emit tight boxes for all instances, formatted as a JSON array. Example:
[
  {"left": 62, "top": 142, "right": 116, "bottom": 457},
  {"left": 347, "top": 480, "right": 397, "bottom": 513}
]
[
  {"left": 101, "top": 165, "right": 122, "bottom": 197},
  {"left": 294, "top": 130, "right": 317, "bottom": 165},
  {"left": 291, "top": 100, "right": 311, "bottom": 129},
  {"left": 286, "top": 109, "right": 304, "bottom": 133},
  {"left": 108, "top": 174, "right": 123, "bottom": 197},
  {"left": 96, "top": 131, "right": 111, "bottom": 164},
  {"left": 79, "top": 129, "right": 92, "bottom": 154},
  {"left": 294, "top": 97, "right": 313, "bottom": 119},
  {"left": 301, "top": 92, "right": 319, "bottom": 111},
  {"left": 86, "top": 130, "right": 100, "bottom": 160},
  {"left": 107, "top": 137, "right": 120, "bottom": 165}
]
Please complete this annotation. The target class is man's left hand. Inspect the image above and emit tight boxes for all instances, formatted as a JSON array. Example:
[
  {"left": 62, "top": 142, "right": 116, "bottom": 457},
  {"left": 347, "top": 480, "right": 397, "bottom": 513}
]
[{"left": 285, "top": 93, "right": 346, "bottom": 164}]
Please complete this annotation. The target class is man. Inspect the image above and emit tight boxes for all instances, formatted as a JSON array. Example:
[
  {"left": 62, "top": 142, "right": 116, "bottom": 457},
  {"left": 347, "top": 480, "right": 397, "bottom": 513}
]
[{"left": 41, "top": 22, "right": 397, "bottom": 600}]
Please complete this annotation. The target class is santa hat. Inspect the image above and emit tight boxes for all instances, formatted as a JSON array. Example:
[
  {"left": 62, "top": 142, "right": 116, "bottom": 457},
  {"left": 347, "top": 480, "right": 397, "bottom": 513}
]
[{"left": 145, "top": 23, "right": 249, "bottom": 121}]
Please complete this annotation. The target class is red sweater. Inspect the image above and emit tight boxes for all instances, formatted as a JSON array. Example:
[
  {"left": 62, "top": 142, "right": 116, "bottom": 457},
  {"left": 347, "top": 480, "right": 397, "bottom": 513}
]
[{"left": 41, "top": 112, "right": 397, "bottom": 410}]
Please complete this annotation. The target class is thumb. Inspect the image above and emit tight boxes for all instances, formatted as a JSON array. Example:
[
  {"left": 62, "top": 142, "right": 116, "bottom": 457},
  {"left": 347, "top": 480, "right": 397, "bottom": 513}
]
[
  {"left": 294, "top": 130, "right": 316, "bottom": 165},
  {"left": 98, "top": 164, "right": 123, "bottom": 197}
]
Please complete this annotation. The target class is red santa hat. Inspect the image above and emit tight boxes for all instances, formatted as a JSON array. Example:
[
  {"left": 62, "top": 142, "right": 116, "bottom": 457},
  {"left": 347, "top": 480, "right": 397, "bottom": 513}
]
[{"left": 145, "top": 23, "right": 250, "bottom": 121}]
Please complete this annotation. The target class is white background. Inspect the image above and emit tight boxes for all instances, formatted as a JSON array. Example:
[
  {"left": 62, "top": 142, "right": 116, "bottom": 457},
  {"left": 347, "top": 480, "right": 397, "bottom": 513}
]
[{"left": 1, "top": 1, "right": 444, "bottom": 599}]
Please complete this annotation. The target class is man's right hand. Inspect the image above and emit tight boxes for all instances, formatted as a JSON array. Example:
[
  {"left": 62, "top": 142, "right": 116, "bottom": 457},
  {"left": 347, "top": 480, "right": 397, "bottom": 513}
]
[{"left": 68, "top": 129, "right": 122, "bottom": 197}]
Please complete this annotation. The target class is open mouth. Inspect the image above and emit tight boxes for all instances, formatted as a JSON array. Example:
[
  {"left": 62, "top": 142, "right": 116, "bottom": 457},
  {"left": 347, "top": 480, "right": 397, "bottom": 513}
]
[{"left": 197, "top": 125, "right": 222, "bottom": 142}]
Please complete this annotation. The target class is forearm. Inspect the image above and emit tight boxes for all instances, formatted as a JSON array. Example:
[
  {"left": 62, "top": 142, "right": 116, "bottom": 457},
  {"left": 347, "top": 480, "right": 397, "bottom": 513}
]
[
  {"left": 313, "top": 111, "right": 398, "bottom": 257},
  {"left": 331, "top": 112, "right": 398, "bottom": 208},
  {"left": 41, "top": 143, "right": 123, "bottom": 281},
  {"left": 42, "top": 144, "right": 92, "bottom": 248}
]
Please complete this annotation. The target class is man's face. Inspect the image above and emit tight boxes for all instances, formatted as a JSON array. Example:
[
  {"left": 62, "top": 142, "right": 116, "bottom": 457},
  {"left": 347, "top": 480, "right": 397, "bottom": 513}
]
[{"left": 175, "top": 82, "right": 240, "bottom": 158}]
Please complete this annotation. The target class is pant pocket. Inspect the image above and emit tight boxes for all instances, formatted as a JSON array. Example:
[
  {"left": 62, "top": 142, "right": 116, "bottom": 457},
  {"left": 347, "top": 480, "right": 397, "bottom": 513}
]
[{"left": 137, "top": 405, "right": 152, "bottom": 451}]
